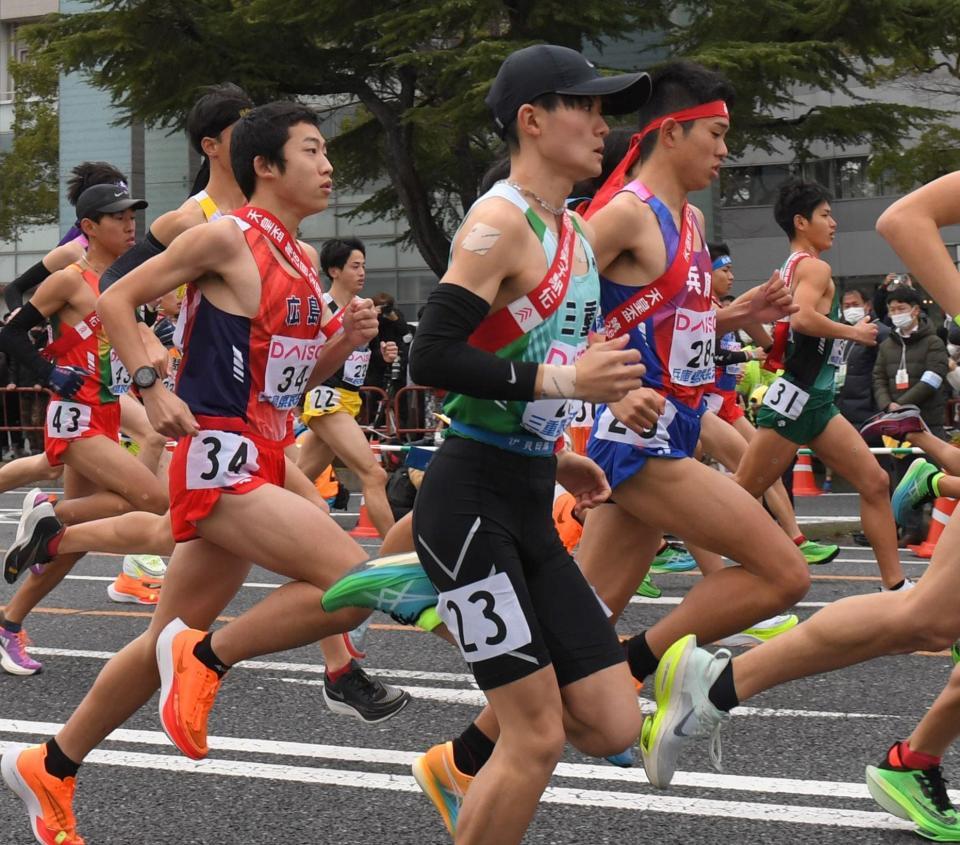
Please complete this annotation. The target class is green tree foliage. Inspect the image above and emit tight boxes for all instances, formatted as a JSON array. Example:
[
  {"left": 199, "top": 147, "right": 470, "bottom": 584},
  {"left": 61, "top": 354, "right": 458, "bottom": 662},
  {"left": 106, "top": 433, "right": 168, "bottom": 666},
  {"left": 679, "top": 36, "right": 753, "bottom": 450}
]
[
  {"left": 0, "top": 55, "right": 59, "bottom": 242},
  {"left": 13, "top": 0, "right": 960, "bottom": 272}
]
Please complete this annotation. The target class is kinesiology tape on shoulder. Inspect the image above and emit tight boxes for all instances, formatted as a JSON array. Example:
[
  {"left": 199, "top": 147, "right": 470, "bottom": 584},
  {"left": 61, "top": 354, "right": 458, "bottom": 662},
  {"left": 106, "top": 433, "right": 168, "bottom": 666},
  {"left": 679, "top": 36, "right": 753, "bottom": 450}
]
[
  {"left": 4, "top": 261, "right": 52, "bottom": 312},
  {"left": 0, "top": 302, "right": 53, "bottom": 380},
  {"left": 410, "top": 284, "right": 539, "bottom": 401},
  {"left": 99, "top": 231, "right": 166, "bottom": 294}
]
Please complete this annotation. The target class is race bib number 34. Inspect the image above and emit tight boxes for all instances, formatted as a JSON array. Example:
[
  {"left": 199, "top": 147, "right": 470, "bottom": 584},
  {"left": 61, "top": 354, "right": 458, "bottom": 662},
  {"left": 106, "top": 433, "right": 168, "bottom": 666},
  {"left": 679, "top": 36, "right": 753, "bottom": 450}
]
[
  {"left": 762, "top": 377, "right": 810, "bottom": 421},
  {"left": 437, "top": 572, "right": 532, "bottom": 663},
  {"left": 186, "top": 430, "right": 260, "bottom": 490},
  {"left": 262, "top": 335, "right": 322, "bottom": 410}
]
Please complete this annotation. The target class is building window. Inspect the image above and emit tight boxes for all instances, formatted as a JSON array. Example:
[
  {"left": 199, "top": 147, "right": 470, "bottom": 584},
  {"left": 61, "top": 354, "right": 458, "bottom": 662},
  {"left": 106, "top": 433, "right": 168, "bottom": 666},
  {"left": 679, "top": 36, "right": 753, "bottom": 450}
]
[{"left": 720, "top": 156, "right": 893, "bottom": 207}]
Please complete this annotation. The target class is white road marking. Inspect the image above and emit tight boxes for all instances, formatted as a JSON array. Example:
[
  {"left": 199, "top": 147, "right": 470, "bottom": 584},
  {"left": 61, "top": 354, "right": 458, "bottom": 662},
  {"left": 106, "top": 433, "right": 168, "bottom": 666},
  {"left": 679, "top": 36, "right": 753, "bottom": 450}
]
[{"left": 0, "top": 737, "right": 921, "bottom": 831}]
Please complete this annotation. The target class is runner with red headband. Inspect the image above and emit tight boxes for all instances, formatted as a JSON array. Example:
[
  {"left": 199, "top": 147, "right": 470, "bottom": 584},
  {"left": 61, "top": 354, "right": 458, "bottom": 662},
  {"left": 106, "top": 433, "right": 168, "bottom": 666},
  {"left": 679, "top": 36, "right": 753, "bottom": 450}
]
[{"left": 564, "top": 61, "right": 809, "bottom": 780}]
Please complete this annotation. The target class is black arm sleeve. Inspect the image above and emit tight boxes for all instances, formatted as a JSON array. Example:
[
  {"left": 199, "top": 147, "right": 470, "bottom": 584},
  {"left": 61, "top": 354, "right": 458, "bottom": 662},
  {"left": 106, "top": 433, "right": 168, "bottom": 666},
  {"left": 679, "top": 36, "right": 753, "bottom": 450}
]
[
  {"left": 714, "top": 348, "right": 750, "bottom": 367},
  {"left": 4, "top": 261, "right": 52, "bottom": 312},
  {"left": 98, "top": 231, "right": 167, "bottom": 294},
  {"left": 410, "top": 284, "right": 539, "bottom": 400},
  {"left": 0, "top": 302, "right": 53, "bottom": 382}
]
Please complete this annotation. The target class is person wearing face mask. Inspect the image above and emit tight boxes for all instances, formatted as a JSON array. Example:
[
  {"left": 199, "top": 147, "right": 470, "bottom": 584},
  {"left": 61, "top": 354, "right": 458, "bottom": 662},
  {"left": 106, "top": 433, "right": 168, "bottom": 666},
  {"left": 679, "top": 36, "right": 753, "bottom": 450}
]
[
  {"left": 836, "top": 287, "right": 889, "bottom": 430},
  {"left": 869, "top": 285, "right": 949, "bottom": 546},
  {"left": 944, "top": 323, "right": 960, "bottom": 394},
  {"left": 872, "top": 285, "right": 949, "bottom": 438}
]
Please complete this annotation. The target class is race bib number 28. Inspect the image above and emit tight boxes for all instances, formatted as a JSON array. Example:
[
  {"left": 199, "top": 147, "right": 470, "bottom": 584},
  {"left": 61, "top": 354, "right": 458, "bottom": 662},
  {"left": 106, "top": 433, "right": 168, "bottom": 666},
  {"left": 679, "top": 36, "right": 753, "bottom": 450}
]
[
  {"left": 437, "top": 572, "right": 532, "bottom": 663},
  {"left": 186, "top": 430, "right": 260, "bottom": 490}
]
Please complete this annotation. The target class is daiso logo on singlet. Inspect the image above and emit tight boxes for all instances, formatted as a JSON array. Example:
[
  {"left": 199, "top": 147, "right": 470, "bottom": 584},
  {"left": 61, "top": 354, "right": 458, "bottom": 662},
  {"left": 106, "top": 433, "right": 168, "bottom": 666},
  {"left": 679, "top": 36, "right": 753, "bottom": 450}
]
[
  {"left": 543, "top": 340, "right": 583, "bottom": 367},
  {"left": 262, "top": 335, "right": 325, "bottom": 410}
]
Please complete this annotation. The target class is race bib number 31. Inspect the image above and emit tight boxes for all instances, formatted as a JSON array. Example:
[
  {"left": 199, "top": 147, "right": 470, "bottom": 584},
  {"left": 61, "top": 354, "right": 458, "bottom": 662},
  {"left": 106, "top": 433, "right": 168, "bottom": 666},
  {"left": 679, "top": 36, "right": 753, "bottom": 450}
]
[
  {"left": 46, "top": 401, "right": 91, "bottom": 438},
  {"left": 186, "top": 430, "right": 260, "bottom": 490},
  {"left": 437, "top": 572, "right": 532, "bottom": 663},
  {"left": 761, "top": 377, "right": 810, "bottom": 421}
]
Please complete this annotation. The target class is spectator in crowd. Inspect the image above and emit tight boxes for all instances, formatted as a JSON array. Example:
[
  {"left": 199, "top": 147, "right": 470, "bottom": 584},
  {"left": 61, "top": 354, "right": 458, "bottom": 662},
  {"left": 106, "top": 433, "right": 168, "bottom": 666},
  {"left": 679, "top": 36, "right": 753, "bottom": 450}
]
[
  {"left": 945, "top": 323, "right": 960, "bottom": 398},
  {"left": 366, "top": 292, "right": 414, "bottom": 395},
  {"left": 836, "top": 286, "right": 889, "bottom": 430},
  {"left": 873, "top": 284, "right": 950, "bottom": 545},
  {"left": 873, "top": 272, "right": 913, "bottom": 326}
]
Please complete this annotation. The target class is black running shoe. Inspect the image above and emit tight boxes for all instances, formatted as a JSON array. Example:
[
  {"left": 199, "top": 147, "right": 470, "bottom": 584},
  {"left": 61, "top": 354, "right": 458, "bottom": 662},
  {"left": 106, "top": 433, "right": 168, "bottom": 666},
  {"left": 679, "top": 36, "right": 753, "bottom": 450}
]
[
  {"left": 3, "top": 493, "right": 63, "bottom": 584},
  {"left": 323, "top": 660, "right": 411, "bottom": 723}
]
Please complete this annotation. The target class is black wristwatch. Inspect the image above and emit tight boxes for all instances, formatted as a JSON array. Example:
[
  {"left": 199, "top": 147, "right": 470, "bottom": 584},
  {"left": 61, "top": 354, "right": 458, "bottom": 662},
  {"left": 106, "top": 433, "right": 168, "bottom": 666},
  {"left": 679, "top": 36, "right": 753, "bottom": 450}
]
[{"left": 132, "top": 365, "right": 160, "bottom": 390}]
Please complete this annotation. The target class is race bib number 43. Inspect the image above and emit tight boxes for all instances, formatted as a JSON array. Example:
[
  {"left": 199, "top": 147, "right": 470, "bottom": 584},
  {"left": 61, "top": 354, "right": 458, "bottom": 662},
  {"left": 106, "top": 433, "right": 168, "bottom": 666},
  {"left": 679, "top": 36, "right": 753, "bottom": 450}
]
[
  {"left": 46, "top": 401, "right": 91, "bottom": 438},
  {"left": 437, "top": 572, "right": 532, "bottom": 663},
  {"left": 186, "top": 430, "right": 260, "bottom": 490},
  {"left": 762, "top": 377, "right": 810, "bottom": 421}
]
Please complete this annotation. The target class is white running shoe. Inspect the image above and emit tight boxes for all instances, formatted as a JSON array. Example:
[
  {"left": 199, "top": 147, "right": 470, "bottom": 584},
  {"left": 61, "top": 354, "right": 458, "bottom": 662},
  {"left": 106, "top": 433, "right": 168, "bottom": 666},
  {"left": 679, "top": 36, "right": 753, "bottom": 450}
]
[{"left": 715, "top": 614, "right": 799, "bottom": 647}]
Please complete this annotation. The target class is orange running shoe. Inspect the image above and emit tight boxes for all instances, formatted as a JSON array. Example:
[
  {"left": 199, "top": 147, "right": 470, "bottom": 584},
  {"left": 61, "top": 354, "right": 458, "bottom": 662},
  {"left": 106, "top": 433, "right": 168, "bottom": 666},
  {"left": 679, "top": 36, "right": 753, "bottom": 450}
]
[
  {"left": 156, "top": 618, "right": 222, "bottom": 760},
  {"left": 1, "top": 744, "right": 84, "bottom": 844},
  {"left": 106, "top": 572, "right": 161, "bottom": 605},
  {"left": 411, "top": 741, "right": 474, "bottom": 837}
]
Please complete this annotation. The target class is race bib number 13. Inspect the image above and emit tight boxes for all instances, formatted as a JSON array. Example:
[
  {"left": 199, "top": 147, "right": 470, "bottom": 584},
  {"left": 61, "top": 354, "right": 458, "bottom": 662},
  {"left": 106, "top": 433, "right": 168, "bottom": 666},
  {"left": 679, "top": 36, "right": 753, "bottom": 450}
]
[
  {"left": 186, "top": 430, "right": 260, "bottom": 490},
  {"left": 437, "top": 572, "right": 532, "bottom": 663},
  {"left": 761, "top": 377, "right": 810, "bottom": 421}
]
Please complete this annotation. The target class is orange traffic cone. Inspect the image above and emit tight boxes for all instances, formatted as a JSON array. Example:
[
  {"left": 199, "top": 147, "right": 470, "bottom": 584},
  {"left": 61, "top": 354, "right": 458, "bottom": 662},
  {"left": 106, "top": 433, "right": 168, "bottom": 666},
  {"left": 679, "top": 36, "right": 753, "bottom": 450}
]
[
  {"left": 908, "top": 497, "right": 958, "bottom": 559},
  {"left": 349, "top": 496, "right": 380, "bottom": 539},
  {"left": 792, "top": 453, "right": 823, "bottom": 497}
]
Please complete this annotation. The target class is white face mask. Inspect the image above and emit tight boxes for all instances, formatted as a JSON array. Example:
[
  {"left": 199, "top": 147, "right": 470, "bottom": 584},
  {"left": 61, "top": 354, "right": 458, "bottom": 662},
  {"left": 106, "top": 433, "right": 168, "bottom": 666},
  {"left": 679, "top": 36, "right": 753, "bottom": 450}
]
[
  {"left": 843, "top": 306, "right": 865, "bottom": 325},
  {"left": 948, "top": 343, "right": 960, "bottom": 359},
  {"left": 891, "top": 312, "right": 915, "bottom": 331}
]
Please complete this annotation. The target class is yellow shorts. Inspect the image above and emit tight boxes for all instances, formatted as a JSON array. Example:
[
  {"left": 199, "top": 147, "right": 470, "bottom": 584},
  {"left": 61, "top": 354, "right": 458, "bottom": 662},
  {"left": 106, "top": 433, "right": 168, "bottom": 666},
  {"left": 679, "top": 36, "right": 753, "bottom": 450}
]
[{"left": 301, "top": 385, "right": 362, "bottom": 422}]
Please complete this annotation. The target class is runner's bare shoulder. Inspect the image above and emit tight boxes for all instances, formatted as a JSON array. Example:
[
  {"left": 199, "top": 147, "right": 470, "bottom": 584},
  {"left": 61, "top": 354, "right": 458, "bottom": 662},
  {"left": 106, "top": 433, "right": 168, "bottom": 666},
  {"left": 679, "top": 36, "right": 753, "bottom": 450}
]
[{"left": 149, "top": 196, "right": 211, "bottom": 246}]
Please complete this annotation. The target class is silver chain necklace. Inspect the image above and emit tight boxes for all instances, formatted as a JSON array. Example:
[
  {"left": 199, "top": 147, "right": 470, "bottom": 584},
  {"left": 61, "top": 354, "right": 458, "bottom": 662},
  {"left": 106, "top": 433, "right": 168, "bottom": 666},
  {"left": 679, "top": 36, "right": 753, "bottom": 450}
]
[{"left": 503, "top": 180, "right": 566, "bottom": 216}]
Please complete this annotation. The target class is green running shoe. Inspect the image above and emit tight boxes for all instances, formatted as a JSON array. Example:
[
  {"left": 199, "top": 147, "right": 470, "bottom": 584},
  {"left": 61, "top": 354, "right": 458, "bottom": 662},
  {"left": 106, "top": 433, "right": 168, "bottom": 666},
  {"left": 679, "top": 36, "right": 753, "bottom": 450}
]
[
  {"left": 892, "top": 458, "right": 941, "bottom": 527},
  {"left": 866, "top": 744, "right": 960, "bottom": 841},
  {"left": 798, "top": 539, "right": 840, "bottom": 565},
  {"left": 321, "top": 552, "right": 438, "bottom": 625},
  {"left": 650, "top": 542, "right": 697, "bottom": 573},
  {"left": 951, "top": 641, "right": 960, "bottom": 666},
  {"left": 635, "top": 573, "right": 661, "bottom": 599}
]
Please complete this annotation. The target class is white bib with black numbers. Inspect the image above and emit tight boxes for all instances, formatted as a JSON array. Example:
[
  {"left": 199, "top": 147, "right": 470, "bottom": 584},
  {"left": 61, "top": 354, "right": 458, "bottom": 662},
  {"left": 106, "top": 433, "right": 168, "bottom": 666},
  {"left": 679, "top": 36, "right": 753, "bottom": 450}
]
[
  {"left": 761, "top": 376, "right": 810, "bottom": 421},
  {"left": 437, "top": 572, "right": 532, "bottom": 663},
  {"left": 186, "top": 430, "right": 260, "bottom": 489}
]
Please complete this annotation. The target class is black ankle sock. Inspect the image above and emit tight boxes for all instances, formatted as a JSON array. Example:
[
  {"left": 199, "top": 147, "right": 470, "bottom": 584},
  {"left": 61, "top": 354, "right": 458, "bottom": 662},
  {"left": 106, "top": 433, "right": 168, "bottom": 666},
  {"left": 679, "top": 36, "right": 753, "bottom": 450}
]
[
  {"left": 624, "top": 632, "right": 659, "bottom": 682},
  {"left": 1, "top": 617, "right": 21, "bottom": 634},
  {"left": 192, "top": 632, "right": 230, "bottom": 678},
  {"left": 452, "top": 722, "right": 496, "bottom": 776},
  {"left": 43, "top": 738, "right": 80, "bottom": 780},
  {"left": 707, "top": 660, "right": 739, "bottom": 713}
]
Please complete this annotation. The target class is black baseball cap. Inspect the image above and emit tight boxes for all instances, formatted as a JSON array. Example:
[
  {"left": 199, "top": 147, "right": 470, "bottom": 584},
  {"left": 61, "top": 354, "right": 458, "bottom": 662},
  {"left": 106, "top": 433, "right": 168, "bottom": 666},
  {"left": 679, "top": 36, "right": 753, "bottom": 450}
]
[
  {"left": 486, "top": 44, "right": 652, "bottom": 137},
  {"left": 75, "top": 184, "right": 148, "bottom": 221}
]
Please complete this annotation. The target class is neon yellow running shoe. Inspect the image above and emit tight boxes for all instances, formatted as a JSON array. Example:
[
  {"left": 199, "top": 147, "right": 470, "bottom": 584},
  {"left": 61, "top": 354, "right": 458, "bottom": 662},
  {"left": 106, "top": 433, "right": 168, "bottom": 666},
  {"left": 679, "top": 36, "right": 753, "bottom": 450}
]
[
  {"left": 411, "top": 741, "right": 474, "bottom": 837},
  {"left": 639, "top": 635, "right": 731, "bottom": 789},
  {"left": 714, "top": 614, "right": 798, "bottom": 647}
]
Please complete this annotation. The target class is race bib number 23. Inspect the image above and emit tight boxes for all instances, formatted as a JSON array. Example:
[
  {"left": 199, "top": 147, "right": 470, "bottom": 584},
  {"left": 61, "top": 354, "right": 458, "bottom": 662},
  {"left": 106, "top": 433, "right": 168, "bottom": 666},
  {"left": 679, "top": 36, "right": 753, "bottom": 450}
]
[{"left": 437, "top": 572, "right": 532, "bottom": 663}]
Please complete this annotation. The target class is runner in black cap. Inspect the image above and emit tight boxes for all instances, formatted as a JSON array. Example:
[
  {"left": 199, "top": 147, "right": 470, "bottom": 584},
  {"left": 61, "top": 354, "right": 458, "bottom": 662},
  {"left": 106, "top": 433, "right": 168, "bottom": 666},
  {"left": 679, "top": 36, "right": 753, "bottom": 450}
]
[{"left": 321, "top": 43, "right": 651, "bottom": 843}]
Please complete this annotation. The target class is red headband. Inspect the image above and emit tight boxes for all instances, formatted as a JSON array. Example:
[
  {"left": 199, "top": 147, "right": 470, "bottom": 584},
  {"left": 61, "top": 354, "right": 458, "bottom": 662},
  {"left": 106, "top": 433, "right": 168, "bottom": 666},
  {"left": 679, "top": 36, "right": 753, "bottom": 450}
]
[{"left": 584, "top": 100, "right": 729, "bottom": 220}]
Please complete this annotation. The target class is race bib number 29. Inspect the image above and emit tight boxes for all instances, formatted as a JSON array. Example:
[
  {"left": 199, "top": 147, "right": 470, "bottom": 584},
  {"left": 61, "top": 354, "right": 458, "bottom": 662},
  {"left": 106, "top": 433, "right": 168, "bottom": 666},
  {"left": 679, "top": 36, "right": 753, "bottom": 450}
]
[
  {"left": 437, "top": 572, "right": 532, "bottom": 663},
  {"left": 186, "top": 430, "right": 260, "bottom": 490}
]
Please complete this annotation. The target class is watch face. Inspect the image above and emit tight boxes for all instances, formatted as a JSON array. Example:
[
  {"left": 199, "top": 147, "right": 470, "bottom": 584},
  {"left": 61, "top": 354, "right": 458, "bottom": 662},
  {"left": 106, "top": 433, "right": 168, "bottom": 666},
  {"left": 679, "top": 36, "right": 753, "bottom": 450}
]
[{"left": 134, "top": 367, "right": 157, "bottom": 388}]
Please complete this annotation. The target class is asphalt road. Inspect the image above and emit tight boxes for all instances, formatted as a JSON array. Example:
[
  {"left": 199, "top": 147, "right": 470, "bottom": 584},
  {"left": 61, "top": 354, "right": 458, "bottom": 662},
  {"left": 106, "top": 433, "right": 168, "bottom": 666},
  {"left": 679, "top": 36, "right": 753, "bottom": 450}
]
[{"left": 0, "top": 486, "right": 952, "bottom": 845}]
